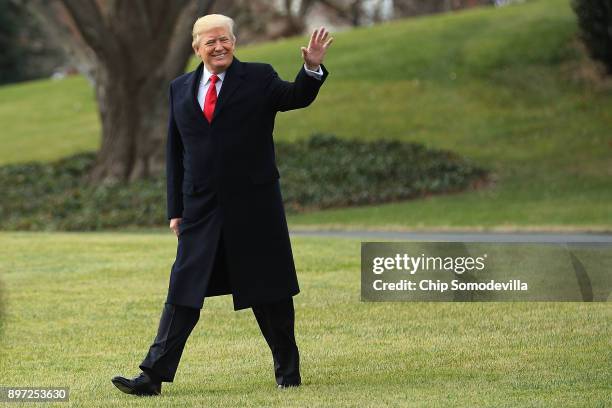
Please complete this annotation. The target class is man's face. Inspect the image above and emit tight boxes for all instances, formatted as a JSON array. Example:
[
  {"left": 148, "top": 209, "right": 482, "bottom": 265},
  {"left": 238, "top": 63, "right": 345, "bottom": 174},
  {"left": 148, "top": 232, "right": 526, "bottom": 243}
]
[{"left": 194, "top": 26, "right": 235, "bottom": 74}]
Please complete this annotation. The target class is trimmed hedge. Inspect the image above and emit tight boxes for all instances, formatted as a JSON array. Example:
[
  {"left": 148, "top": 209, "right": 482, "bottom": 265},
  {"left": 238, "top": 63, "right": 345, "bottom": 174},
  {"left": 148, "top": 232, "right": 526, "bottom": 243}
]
[
  {"left": 0, "top": 134, "right": 487, "bottom": 230},
  {"left": 278, "top": 134, "right": 486, "bottom": 212}
]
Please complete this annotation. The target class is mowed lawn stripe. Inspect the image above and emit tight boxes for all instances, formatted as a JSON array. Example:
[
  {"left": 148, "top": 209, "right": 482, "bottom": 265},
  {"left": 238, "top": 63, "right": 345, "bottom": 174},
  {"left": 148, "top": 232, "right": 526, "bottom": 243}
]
[{"left": 0, "top": 232, "right": 609, "bottom": 407}]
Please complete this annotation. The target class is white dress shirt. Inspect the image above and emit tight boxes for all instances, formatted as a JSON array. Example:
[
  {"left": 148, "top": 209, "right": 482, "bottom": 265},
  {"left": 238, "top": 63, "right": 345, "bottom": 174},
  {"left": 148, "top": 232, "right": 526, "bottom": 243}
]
[
  {"left": 197, "top": 66, "right": 226, "bottom": 110},
  {"left": 197, "top": 63, "right": 323, "bottom": 110}
]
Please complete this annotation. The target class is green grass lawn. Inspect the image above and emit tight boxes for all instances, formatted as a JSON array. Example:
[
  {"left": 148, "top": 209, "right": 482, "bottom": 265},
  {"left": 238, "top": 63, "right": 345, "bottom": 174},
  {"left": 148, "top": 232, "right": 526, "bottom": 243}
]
[
  {"left": 1, "top": 0, "right": 610, "bottom": 230},
  {"left": 0, "top": 232, "right": 610, "bottom": 407}
]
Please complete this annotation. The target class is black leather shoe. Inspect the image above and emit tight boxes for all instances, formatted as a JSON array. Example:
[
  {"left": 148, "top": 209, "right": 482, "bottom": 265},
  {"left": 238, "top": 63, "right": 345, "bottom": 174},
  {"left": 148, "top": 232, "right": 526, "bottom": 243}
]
[
  {"left": 111, "top": 372, "right": 162, "bottom": 396},
  {"left": 277, "top": 383, "right": 301, "bottom": 389}
]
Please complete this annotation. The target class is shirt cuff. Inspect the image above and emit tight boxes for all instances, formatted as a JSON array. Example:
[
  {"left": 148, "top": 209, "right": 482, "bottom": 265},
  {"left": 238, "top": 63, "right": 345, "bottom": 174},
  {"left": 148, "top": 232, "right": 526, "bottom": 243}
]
[{"left": 303, "top": 64, "right": 323, "bottom": 80}]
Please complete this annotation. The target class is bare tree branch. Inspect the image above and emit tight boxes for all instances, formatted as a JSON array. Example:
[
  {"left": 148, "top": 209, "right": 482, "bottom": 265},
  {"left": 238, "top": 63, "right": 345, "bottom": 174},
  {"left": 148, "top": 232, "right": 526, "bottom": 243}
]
[
  {"left": 59, "top": 0, "right": 116, "bottom": 61},
  {"left": 318, "top": 0, "right": 364, "bottom": 26},
  {"left": 163, "top": 0, "right": 216, "bottom": 79},
  {"left": 25, "top": 0, "right": 96, "bottom": 83},
  {"left": 298, "top": 0, "right": 316, "bottom": 18}
]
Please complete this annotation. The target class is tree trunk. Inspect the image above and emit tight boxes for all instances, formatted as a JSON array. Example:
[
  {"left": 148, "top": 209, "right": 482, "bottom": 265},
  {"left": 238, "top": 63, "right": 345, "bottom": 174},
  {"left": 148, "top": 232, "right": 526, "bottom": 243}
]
[
  {"left": 89, "top": 61, "right": 170, "bottom": 182},
  {"left": 37, "top": 0, "right": 217, "bottom": 183}
]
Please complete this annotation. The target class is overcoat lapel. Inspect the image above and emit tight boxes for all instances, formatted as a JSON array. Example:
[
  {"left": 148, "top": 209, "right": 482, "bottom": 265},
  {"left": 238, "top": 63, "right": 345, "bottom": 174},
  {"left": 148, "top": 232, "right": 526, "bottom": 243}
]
[
  {"left": 212, "top": 58, "right": 246, "bottom": 122},
  {"left": 181, "top": 59, "right": 246, "bottom": 126},
  {"left": 180, "top": 63, "right": 210, "bottom": 129}
]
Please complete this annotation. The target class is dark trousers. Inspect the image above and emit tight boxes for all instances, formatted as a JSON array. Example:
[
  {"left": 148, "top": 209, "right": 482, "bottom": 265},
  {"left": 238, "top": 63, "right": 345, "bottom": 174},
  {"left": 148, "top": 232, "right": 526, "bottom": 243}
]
[{"left": 139, "top": 298, "right": 301, "bottom": 386}]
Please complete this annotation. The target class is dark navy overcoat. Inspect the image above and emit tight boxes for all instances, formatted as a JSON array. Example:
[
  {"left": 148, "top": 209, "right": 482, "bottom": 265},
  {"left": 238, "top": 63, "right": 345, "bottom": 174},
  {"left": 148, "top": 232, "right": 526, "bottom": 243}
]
[{"left": 164, "top": 58, "right": 328, "bottom": 310}]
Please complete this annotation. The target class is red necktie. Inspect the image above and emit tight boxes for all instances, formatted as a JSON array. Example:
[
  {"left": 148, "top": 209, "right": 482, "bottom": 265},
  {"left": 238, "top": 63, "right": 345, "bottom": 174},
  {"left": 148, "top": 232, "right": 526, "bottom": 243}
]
[{"left": 203, "top": 74, "right": 219, "bottom": 123}]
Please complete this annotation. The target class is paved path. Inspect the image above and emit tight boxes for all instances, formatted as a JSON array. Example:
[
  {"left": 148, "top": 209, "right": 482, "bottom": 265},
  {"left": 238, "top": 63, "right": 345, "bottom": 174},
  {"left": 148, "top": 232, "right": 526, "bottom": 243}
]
[{"left": 290, "top": 229, "right": 612, "bottom": 243}]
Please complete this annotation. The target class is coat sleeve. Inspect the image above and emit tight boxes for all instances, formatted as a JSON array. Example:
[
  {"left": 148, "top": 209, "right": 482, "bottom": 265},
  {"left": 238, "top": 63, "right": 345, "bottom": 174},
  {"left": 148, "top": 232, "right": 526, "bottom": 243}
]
[
  {"left": 266, "top": 64, "right": 329, "bottom": 112},
  {"left": 166, "top": 84, "right": 184, "bottom": 220}
]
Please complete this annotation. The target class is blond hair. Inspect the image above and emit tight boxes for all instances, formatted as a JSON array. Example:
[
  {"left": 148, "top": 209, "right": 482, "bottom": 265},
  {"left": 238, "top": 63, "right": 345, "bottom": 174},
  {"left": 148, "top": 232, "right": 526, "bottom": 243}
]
[{"left": 192, "top": 14, "right": 236, "bottom": 50}]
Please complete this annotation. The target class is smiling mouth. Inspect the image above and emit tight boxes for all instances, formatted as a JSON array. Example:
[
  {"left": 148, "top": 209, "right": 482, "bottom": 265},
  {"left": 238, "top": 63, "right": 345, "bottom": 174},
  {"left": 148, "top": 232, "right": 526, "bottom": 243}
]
[{"left": 212, "top": 53, "right": 227, "bottom": 60}]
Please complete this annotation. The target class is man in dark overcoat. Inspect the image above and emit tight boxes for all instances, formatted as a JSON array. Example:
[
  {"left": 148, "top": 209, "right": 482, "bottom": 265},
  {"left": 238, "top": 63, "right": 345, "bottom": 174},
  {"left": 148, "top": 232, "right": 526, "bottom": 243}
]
[{"left": 111, "top": 14, "right": 333, "bottom": 396}]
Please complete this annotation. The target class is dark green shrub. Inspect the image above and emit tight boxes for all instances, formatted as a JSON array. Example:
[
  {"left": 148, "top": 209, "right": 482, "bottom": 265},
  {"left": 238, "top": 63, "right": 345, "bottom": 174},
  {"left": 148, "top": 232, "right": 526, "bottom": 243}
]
[
  {"left": 277, "top": 134, "right": 487, "bottom": 212},
  {"left": 0, "top": 135, "right": 487, "bottom": 230},
  {"left": 572, "top": 0, "right": 612, "bottom": 74}
]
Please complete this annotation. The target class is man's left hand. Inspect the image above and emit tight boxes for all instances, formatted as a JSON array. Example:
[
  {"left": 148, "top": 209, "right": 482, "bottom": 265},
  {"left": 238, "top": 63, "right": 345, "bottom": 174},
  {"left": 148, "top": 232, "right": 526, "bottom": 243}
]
[{"left": 301, "top": 27, "right": 334, "bottom": 71}]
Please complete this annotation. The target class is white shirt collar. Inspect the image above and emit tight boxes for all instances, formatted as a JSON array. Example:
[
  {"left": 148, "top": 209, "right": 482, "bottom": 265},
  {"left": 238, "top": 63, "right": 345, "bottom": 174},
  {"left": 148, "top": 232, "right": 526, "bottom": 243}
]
[{"left": 201, "top": 65, "right": 226, "bottom": 86}]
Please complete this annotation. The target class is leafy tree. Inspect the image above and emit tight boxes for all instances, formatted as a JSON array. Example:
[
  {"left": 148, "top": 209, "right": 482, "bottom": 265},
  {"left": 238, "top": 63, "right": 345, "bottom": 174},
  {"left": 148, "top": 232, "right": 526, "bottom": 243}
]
[
  {"left": 572, "top": 0, "right": 612, "bottom": 74},
  {"left": 0, "top": 0, "right": 25, "bottom": 84}
]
